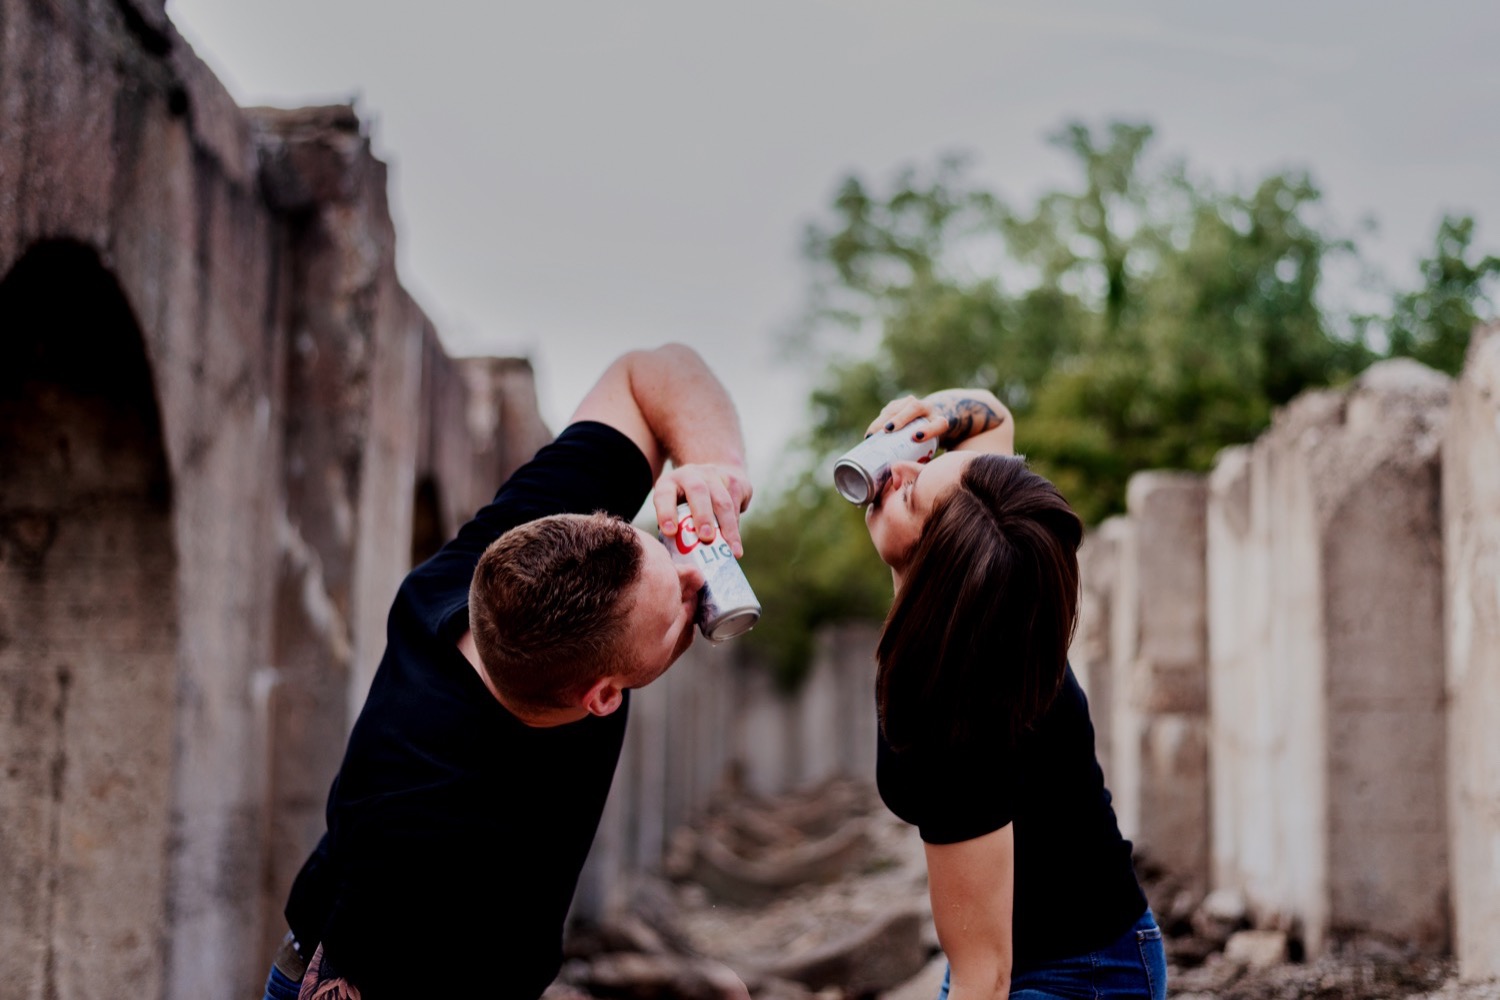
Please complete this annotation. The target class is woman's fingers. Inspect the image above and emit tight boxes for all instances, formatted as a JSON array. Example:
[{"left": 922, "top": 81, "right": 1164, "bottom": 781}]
[
  {"left": 865, "top": 395, "right": 922, "bottom": 438},
  {"left": 864, "top": 395, "right": 948, "bottom": 441}
]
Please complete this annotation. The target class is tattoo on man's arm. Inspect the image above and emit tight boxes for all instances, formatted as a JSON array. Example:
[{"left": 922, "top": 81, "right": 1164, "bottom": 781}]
[{"left": 936, "top": 398, "right": 1005, "bottom": 446}]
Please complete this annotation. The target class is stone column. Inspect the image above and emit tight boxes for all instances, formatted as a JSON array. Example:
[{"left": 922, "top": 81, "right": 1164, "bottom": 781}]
[
  {"left": 1443, "top": 324, "right": 1500, "bottom": 979},
  {"left": 1111, "top": 474, "right": 1210, "bottom": 896},
  {"left": 1075, "top": 518, "right": 1126, "bottom": 785},
  {"left": 1211, "top": 360, "right": 1450, "bottom": 955},
  {"left": 1206, "top": 446, "right": 1269, "bottom": 899}
]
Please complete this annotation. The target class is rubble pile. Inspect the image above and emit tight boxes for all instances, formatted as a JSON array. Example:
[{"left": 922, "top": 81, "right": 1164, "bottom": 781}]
[
  {"left": 1137, "top": 865, "right": 1499, "bottom": 1000},
  {"left": 552, "top": 779, "right": 1500, "bottom": 1000},
  {"left": 553, "top": 778, "right": 938, "bottom": 999}
]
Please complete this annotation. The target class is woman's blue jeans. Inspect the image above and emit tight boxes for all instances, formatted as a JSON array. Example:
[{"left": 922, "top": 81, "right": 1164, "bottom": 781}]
[{"left": 937, "top": 909, "right": 1166, "bottom": 1000}]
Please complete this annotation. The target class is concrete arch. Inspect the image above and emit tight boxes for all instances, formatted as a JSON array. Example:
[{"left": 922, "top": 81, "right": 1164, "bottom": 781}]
[
  {"left": 410, "top": 473, "right": 446, "bottom": 568},
  {"left": 0, "top": 240, "right": 179, "bottom": 998}
]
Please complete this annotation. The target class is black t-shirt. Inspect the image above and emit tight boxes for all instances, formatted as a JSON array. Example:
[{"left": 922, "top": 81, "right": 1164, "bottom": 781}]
[
  {"left": 284, "top": 421, "right": 653, "bottom": 999},
  {"left": 876, "top": 666, "right": 1146, "bottom": 971}
]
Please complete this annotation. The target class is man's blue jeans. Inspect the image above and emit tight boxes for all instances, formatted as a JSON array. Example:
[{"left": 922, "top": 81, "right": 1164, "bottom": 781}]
[
  {"left": 937, "top": 909, "right": 1167, "bottom": 1000},
  {"left": 263, "top": 962, "right": 303, "bottom": 1000}
]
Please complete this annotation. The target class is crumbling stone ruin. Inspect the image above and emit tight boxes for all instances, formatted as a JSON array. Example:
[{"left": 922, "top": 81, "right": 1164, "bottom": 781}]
[
  {"left": 0, "top": 1, "right": 547, "bottom": 996},
  {"left": 5, "top": 2, "right": 1500, "bottom": 998},
  {"left": 1063, "top": 347, "right": 1500, "bottom": 982},
  {"left": 596, "top": 342, "right": 1500, "bottom": 997}
]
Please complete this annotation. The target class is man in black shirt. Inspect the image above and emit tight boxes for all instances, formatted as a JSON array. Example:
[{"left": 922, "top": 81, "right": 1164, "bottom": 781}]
[{"left": 264, "top": 344, "right": 753, "bottom": 1000}]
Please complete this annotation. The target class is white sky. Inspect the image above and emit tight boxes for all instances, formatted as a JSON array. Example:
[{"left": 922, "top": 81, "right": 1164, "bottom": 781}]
[{"left": 167, "top": 0, "right": 1500, "bottom": 492}]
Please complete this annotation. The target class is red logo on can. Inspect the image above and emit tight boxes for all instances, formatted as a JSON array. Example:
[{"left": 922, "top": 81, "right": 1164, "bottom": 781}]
[{"left": 675, "top": 515, "right": 699, "bottom": 555}]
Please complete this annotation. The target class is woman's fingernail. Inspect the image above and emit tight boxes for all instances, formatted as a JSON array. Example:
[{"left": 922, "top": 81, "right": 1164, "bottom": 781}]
[
  {"left": 864, "top": 432, "right": 873, "bottom": 439},
  {"left": 884, "top": 421, "right": 894, "bottom": 431},
  {"left": 914, "top": 431, "right": 925, "bottom": 440}
]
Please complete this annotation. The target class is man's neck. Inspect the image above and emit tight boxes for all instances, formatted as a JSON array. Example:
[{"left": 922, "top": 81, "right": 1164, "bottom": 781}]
[{"left": 456, "top": 629, "right": 588, "bottom": 728}]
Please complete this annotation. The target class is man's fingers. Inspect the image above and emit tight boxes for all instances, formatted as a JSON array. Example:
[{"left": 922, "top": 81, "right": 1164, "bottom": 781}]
[
  {"left": 653, "top": 477, "right": 682, "bottom": 536},
  {"left": 653, "top": 465, "right": 751, "bottom": 550},
  {"left": 707, "top": 480, "right": 743, "bottom": 558},
  {"left": 680, "top": 478, "right": 717, "bottom": 543}
]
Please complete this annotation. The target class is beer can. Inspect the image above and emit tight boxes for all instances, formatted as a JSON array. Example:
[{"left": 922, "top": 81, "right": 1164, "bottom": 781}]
[
  {"left": 832, "top": 418, "right": 938, "bottom": 505},
  {"left": 662, "top": 503, "right": 761, "bottom": 642}
]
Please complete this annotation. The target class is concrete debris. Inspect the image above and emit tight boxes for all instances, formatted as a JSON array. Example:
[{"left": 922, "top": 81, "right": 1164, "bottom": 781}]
[
  {"left": 565, "top": 953, "right": 749, "bottom": 1000},
  {"left": 1224, "top": 929, "right": 1290, "bottom": 970},
  {"left": 561, "top": 777, "right": 1497, "bottom": 999},
  {"left": 683, "top": 821, "right": 873, "bottom": 908},
  {"left": 764, "top": 908, "right": 928, "bottom": 994},
  {"left": 1191, "top": 888, "right": 1251, "bottom": 950}
]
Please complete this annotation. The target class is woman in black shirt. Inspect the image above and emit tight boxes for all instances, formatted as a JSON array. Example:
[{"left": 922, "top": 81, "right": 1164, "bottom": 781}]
[{"left": 859, "top": 389, "right": 1165, "bottom": 1000}]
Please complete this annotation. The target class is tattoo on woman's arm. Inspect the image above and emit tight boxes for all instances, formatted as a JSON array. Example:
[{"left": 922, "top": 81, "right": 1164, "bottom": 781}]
[{"left": 936, "top": 398, "right": 1005, "bottom": 446}]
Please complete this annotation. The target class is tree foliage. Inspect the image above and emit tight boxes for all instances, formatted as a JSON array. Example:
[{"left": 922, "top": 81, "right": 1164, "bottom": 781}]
[
  {"left": 1380, "top": 215, "right": 1500, "bottom": 374},
  {"left": 738, "top": 119, "right": 1493, "bottom": 689}
]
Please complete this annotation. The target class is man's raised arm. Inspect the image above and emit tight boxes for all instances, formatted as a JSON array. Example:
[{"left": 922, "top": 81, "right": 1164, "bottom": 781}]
[{"left": 569, "top": 343, "right": 752, "bottom": 555}]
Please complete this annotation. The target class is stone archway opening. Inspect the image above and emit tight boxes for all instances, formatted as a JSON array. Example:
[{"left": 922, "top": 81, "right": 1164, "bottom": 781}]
[
  {"left": 410, "top": 474, "right": 445, "bottom": 567},
  {"left": 0, "top": 241, "right": 178, "bottom": 997}
]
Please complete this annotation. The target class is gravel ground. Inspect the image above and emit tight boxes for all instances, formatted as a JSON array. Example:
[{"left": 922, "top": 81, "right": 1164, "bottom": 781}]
[
  {"left": 665, "top": 783, "right": 1499, "bottom": 1000},
  {"left": 1171, "top": 946, "right": 1499, "bottom": 1000},
  {"left": 676, "top": 807, "right": 932, "bottom": 974}
]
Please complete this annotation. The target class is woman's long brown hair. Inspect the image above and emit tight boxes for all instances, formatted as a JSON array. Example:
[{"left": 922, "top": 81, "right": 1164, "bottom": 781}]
[{"left": 876, "top": 455, "right": 1083, "bottom": 752}]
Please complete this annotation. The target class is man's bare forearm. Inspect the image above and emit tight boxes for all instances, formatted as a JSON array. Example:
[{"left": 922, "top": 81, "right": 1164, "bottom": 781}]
[{"left": 626, "top": 344, "right": 747, "bottom": 473}]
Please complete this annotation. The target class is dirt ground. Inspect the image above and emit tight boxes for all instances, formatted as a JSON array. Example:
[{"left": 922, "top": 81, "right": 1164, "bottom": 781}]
[{"left": 559, "top": 780, "right": 1499, "bottom": 1000}]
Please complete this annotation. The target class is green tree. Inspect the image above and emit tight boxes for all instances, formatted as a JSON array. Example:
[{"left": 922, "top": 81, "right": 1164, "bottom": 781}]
[
  {"left": 1382, "top": 215, "right": 1500, "bottom": 374},
  {"left": 741, "top": 119, "right": 1490, "bottom": 688}
]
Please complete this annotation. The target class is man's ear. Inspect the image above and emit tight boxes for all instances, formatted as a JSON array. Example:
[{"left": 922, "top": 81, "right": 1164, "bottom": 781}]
[{"left": 581, "top": 676, "right": 626, "bottom": 718}]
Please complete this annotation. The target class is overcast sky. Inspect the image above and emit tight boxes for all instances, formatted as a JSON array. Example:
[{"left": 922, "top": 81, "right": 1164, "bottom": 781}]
[{"left": 166, "top": 0, "right": 1500, "bottom": 491}]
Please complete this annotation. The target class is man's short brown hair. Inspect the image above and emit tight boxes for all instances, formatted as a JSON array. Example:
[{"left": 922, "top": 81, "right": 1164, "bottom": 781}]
[{"left": 468, "top": 512, "right": 644, "bottom": 712}]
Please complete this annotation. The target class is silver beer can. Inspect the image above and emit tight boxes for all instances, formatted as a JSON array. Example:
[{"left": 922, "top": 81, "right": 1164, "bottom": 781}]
[
  {"left": 832, "top": 418, "right": 938, "bottom": 505},
  {"left": 662, "top": 503, "right": 761, "bottom": 642}
]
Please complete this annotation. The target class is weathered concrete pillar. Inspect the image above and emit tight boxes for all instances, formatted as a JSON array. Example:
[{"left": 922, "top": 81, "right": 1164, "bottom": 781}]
[
  {"left": 0, "top": 244, "right": 180, "bottom": 1000},
  {"left": 1206, "top": 446, "right": 1271, "bottom": 899},
  {"left": 1210, "top": 360, "right": 1450, "bottom": 955},
  {"left": 825, "top": 622, "right": 881, "bottom": 786},
  {"left": 735, "top": 659, "right": 797, "bottom": 798},
  {"left": 1443, "top": 324, "right": 1500, "bottom": 979},
  {"left": 795, "top": 635, "right": 847, "bottom": 789},
  {"left": 412, "top": 333, "right": 511, "bottom": 565},
  {"left": 1110, "top": 474, "right": 1210, "bottom": 894},
  {"left": 780, "top": 623, "right": 881, "bottom": 791},
  {"left": 663, "top": 641, "right": 739, "bottom": 842},
  {"left": 251, "top": 104, "right": 433, "bottom": 966},
  {"left": 479, "top": 356, "right": 555, "bottom": 487},
  {"left": 1075, "top": 518, "right": 1126, "bottom": 785},
  {"left": 1105, "top": 515, "right": 1139, "bottom": 834},
  {"left": 575, "top": 638, "right": 740, "bottom": 922}
]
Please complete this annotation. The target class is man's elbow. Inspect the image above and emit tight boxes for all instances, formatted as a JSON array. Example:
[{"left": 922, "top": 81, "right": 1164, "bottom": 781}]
[
  {"left": 615, "top": 342, "right": 703, "bottom": 380},
  {"left": 646, "top": 342, "right": 704, "bottom": 368}
]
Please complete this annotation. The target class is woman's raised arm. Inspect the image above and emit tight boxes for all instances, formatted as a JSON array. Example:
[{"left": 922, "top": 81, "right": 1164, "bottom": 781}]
[{"left": 862, "top": 389, "right": 1014, "bottom": 456}]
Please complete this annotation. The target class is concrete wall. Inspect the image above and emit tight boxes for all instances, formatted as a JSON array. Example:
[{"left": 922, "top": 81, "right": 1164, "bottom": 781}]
[
  {"left": 1444, "top": 323, "right": 1500, "bottom": 979},
  {"left": 0, "top": 245, "right": 183, "bottom": 1000},
  {"left": 1074, "top": 518, "right": 1124, "bottom": 782},
  {"left": 1204, "top": 361, "right": 1451, "bottom": 955},
  {"left": 0, "top": 3, "right": 539, "bottom": 995},
  {"left": 1074, "top": 357, "right": 1467, "bottom": 958},
  {"left": 1108, "top": 474, "right": 1211, "bottom": 894}
]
